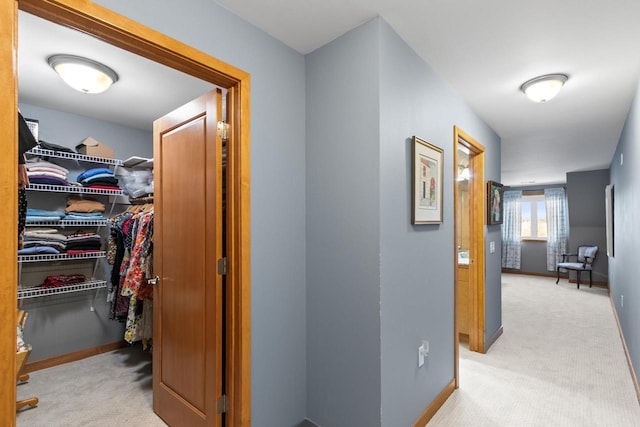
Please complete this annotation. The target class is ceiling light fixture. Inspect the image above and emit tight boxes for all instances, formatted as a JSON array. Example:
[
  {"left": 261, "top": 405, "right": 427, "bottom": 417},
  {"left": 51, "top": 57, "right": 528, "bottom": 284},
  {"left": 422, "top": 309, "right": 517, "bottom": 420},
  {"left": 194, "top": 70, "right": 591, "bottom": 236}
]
[
  {"left": 48, "top": 54, "right": 119, "bottom": 94},
  {"left": 520, "top": 73, "right": 568, "bottom": 103}
]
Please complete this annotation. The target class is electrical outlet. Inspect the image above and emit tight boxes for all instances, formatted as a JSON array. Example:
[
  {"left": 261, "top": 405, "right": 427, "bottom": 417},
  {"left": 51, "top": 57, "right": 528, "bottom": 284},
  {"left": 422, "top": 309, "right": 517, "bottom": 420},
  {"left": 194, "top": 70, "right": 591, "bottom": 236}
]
[{"left": 490, "top": 241, "right": 495, "bottom": 253}]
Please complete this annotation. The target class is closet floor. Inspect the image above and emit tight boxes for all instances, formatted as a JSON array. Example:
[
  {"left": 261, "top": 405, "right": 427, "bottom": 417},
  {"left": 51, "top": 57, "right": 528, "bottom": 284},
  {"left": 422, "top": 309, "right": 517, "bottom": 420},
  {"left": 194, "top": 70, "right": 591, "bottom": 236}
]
[{"left": 16, "top": 344, "right": 167, "bottom": 426}]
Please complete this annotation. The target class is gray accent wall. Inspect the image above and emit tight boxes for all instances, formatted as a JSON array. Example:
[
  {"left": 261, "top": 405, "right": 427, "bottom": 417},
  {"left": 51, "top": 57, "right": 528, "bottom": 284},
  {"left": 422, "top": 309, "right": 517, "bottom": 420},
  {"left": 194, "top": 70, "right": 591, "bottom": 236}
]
[
  {"left": 566, "top": 169, "right": 609, "bottom": 283},
  {"left": 305, "top": 19, "right": 382, "bottom": 427},
  {"left": 378, "top": 20, "right": 501, "bottom": 424},
  {"left": 609, "top": 81, "right": 640, "bottom": 386},
  {"left": 306, "top": 18, "right": 501, "bottom": 426}
]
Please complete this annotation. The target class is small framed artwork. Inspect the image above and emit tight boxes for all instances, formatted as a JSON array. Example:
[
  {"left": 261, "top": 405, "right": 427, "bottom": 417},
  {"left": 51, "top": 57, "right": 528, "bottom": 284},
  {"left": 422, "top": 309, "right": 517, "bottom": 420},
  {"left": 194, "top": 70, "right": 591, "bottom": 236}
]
[
  {"left": 412, "top": 136, "right": 444, "bottom": 224},
  {"left": 487, "top": 180, "right": 504, "bottom": 225}
]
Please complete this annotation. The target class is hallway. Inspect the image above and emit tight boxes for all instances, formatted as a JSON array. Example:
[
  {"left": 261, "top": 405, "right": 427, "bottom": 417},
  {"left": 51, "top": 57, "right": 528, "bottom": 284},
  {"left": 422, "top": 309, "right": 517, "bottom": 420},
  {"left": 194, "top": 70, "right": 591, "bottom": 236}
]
[{"left": 428, "top": 274, "right": 640, "bottom": 426}]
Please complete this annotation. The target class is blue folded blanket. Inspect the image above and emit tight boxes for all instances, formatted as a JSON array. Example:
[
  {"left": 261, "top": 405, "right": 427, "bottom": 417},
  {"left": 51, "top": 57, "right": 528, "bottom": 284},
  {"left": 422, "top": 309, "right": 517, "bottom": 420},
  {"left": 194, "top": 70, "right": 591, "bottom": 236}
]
[
  {"left": 18, "top": 246, "right": 60, "bottom": 255},
  {"left": 26, "top": 208, "right": 65, "bottom": 218},
  {"left": 77, "top": 168, "right": 114, "bottom": 182}
]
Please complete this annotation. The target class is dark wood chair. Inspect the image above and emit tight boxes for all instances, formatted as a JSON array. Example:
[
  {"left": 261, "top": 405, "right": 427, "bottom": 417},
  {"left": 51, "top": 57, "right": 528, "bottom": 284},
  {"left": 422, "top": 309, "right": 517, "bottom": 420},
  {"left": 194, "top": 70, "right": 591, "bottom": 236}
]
[{"left": 556, "top": 245, "right": 598, "bottom": 288}]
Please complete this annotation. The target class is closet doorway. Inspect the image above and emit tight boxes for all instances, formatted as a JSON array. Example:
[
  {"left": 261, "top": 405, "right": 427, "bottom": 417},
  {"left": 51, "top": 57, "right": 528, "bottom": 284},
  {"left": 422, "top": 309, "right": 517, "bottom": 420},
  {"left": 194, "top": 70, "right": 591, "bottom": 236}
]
[
  {"left": 453, "top": 126, "right": 486, "bottom": 388},
  {"left": 1, "top": 1, "right": 251, "bottom": 426}
]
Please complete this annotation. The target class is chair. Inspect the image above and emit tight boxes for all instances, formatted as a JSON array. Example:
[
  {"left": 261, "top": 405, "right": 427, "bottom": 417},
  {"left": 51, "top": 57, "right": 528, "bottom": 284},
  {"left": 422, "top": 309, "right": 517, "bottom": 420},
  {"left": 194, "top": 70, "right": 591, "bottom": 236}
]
[{"left": 556, "top": 245, "right": 598, "bottom": 289}]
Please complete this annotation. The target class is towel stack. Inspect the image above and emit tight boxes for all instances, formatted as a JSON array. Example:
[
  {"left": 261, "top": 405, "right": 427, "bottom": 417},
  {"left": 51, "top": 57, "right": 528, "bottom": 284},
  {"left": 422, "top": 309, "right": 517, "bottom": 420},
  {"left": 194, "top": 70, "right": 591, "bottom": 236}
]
[
  {"left": 64, "top": 195, "right": 106, "bottom": 221},
  {"left": 76, "top": 167, "right": 120, "bottom": 190},
  {"left": 26, "top": 208, "right": 65, "bottom": 222},
  {"left": 26, "top": 160, "right": 69, "bottom": 186}
]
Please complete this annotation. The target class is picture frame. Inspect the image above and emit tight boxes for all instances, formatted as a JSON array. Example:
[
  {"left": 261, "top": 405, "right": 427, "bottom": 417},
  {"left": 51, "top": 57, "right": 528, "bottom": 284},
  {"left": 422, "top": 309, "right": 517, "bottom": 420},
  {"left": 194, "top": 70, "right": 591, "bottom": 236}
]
[
  {"left": 412, "top": 136, "right": 444, "bottom": 224},
  {"left": 487, "top": 180, "right": 504, "bottom": 225},
  {"left": 605, "top": 184, "right": 614, "bottom": 257}
]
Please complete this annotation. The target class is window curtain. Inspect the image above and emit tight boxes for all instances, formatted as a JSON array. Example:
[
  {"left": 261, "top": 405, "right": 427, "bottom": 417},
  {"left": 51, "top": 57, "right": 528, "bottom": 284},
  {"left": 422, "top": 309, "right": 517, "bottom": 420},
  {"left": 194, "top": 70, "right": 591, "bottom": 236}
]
[
  {"left": 501, "top": 190, "right": 522, "bottom": 269},
  {"left": 545, "top": 187, "right": 569, "bottom": 271}
]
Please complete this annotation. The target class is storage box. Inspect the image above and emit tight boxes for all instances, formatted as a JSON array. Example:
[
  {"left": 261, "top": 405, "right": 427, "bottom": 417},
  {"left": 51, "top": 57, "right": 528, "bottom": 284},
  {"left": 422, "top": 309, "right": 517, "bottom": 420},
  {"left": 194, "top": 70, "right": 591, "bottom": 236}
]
[{"left": 75, "top": 137, "right": 114, "bottom": 159}]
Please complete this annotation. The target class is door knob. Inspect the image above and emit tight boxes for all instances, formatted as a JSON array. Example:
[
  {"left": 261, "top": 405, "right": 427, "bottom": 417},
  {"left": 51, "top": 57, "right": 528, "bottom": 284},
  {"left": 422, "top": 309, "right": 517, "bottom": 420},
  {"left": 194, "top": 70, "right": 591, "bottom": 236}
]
[{"left": 148, "top": 276, "right": 160, "bottom": 286}]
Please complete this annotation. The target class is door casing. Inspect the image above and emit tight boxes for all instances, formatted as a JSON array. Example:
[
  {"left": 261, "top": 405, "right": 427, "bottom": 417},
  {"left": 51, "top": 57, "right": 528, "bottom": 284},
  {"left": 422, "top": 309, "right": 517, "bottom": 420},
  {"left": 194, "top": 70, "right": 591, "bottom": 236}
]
[
  {"left": 453, "top": 126, "right": 486, "bottom": 388},
  {"left": 1, "top": 1, "right": 251, "bottom": 425}
]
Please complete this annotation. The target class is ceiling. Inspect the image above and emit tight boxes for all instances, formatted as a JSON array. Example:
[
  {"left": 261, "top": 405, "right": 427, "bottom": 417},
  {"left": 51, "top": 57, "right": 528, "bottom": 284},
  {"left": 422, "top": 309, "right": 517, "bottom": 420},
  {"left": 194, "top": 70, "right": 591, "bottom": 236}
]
[{"left": 18, "top": 1, "right": 640, "bottom": 186}]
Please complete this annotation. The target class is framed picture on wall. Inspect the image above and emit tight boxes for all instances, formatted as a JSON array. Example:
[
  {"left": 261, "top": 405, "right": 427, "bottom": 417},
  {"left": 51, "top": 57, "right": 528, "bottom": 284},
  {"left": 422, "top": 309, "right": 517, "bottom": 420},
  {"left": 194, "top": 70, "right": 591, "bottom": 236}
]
[
  {"left": 412, "top": 136, "right": 443, "bottom": 224},
  {"left": 487, "top": 180, "right": 504, "bottom": 225}
]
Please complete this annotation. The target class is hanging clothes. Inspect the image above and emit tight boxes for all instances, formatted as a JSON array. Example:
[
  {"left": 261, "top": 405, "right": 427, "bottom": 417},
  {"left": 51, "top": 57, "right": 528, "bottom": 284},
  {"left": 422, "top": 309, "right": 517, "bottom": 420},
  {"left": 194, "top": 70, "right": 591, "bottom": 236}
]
[{"left": 108, "top": 205, "right": 154, "bottom": 346}]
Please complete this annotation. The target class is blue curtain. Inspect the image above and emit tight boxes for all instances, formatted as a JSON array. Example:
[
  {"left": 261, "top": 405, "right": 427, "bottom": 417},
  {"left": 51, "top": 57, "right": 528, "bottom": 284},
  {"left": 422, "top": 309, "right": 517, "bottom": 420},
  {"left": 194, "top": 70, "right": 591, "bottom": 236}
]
[
  {"left": 501, "top": 190, "right": 522, "bottom": 269},
  {"left": 545, "top": 187, "right": 570, "bottom": 271}
]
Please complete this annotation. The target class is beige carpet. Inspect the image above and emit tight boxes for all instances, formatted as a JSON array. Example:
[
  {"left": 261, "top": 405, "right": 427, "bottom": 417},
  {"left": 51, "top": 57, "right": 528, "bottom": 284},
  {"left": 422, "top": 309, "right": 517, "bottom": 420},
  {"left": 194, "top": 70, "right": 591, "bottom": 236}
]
[
  {"left": 428, "top": 273, "right": 640, "bottom": 427},
  {"left": 15, "top": 274, "right": 640, "bottom": 426},
  {"left": 16, "top": 344, "right": 166, "bottom": 426}
]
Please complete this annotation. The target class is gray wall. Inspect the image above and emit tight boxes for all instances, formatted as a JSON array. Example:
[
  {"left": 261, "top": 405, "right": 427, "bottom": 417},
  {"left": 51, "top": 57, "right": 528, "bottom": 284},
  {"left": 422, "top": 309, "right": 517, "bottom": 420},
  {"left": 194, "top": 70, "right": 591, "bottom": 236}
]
[
  {"left": 18, "top": 103, "right": 150, "bottom": 361},
  {"left": 305, "top": 18, "right": 502, "bottom": 426},
  {"left": 377, "top": 20, "right": 501, "bottom": 425},
  {"left": 609, "top": 80, "right": 640, "bottom": 386},
  {"left": 566, "top": 169, "right": 609, "bottom": 283},
  {"left": 305, "top": 19, "right": 382, "bottom": 427},
  {"left": 61, "top": 1, "right": 311, "bottom": 426}
]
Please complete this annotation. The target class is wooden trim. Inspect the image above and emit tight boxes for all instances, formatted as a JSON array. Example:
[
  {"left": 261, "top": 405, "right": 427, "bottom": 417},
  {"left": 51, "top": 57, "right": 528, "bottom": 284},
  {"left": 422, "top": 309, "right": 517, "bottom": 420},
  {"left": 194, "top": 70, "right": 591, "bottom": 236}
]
[
  {"left": 411, "top": 379, "right": 455, "bottom": 427},
  {"left": 24, "top": 341, "right": 127, "bottom": 373},
  {"left": 609, "top": 293, "right": 640, "bottom": 404},
  {"left": 0, "top": 0, "right": 18, "bottom": 422},
  {"left": 485, "top": 325, "right": 503, "bottom": 352},
  {"left": 6, "top": 2, "right": 252, "bottom": 425},
  {"left": 454, "top": 126, "right": 486, "bottom": 356}
]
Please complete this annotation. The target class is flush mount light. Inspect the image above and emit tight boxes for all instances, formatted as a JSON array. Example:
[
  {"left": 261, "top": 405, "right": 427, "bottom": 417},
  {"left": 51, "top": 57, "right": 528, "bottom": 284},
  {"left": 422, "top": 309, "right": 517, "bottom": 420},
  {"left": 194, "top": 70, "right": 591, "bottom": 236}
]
[
  {"left": 48, "top": 54, "right": 119, "bottom": 94},
  {"left": 520, "top": 73, "right": 568, "bottom": 103}
]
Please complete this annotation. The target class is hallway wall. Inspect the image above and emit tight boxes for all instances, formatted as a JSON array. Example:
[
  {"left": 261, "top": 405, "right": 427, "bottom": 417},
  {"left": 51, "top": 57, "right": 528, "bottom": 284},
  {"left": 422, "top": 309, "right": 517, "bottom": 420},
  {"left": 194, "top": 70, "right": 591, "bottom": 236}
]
[
  {"left": 609, "top": 78, "right": 640, "bottom": 387},
  {"left": 305, "top": 17, "right": 501, "bottom": 426}
]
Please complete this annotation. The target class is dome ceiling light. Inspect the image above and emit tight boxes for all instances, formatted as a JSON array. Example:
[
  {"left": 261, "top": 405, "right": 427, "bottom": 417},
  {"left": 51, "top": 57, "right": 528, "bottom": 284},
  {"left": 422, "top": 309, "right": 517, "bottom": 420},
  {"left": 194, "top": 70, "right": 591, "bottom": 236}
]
[
  {"left": 48, "top": 54, "right": 119, "bottom": 94},
  {"left": 520, "top": 73, "right": 568, "bottom": 103}
]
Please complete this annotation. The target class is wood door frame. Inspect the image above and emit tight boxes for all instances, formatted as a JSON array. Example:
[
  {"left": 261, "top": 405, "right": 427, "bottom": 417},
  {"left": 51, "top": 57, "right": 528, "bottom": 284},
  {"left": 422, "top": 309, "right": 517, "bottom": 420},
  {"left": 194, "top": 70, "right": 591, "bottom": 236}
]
[
  {"left": 453, "top": 126, "right": 486, "bottom": 388},
  {"left": 1, "top": 1, "right": 251, "bottom": 425}
]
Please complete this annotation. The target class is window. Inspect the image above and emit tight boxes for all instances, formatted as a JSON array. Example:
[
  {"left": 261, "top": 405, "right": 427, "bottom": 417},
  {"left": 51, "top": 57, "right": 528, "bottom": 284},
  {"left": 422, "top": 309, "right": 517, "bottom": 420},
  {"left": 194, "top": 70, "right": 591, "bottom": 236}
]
[{"left": 521, "top": 194, "right": 547, "bottom": 240}]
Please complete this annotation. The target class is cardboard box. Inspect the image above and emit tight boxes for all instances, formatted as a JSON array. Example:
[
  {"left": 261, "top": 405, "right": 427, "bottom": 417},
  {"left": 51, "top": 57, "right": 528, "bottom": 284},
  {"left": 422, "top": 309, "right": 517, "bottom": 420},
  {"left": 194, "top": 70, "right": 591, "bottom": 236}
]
[{"left": 75, "top": 137, "right": 114, "bottom": 159}]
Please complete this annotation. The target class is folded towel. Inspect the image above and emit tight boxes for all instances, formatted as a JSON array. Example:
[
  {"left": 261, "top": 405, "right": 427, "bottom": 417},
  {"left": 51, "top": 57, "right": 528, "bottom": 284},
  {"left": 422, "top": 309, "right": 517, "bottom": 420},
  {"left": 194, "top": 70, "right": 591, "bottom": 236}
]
[
  {"left": 26, "top": 208, "right": 65, "bottom": 218},
  {"left": 77, "top": 168, "right": 114, "bottom": 182}
]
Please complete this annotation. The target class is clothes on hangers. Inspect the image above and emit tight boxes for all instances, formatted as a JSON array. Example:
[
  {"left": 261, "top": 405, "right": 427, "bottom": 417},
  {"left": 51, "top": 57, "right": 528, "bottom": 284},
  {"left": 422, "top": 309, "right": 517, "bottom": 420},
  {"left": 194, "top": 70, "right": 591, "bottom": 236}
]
[{"left": 108, "top": 205, "right": 154, "bottom": 345}]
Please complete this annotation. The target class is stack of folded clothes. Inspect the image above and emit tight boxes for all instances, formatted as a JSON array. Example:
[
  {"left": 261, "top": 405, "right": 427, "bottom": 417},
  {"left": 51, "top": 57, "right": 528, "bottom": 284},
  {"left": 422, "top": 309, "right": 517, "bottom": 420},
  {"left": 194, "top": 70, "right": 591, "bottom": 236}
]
[
  {"left": 66, "top": 230, "right": 102, "bottom": 254},
  {"left": 64, "top": 195, "right": 107, "bottom": 221},
  {"left": 18, "top": 228, "right": 67, "bottom": 255},
  {"left": 39, "top": 274, "right": 86, "bottom": 288},
  {"left": 76, "top": 167, "right": 120, "bottom": 190},
  {"left": 25, "top": 160, "right": 69, "bottom": 186},
  {"left": 26, "top": 208, "right": 65, "bottom": 222}
]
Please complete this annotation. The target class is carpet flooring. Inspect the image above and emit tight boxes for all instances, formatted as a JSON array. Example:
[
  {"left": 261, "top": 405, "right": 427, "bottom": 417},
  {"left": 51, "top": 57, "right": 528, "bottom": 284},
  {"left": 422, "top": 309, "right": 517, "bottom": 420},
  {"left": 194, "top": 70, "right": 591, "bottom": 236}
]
[
  {"left": 16, "top": 344, "right": 166, "bottom": 426},
  {"left": 427, "top": 274, "right": 640, "bottom": 427},
  {"left": 15, "top": 274, "right": 640, "bottom": 426}
]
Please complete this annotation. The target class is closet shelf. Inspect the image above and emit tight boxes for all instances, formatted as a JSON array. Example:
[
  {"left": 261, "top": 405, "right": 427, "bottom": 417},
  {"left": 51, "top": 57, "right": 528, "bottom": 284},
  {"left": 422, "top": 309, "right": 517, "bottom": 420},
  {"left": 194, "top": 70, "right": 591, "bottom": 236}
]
[
  {"left": 26, "top": 183, "right": 124, "bottom": 196},
  {"left": 18, "top": 251, "right": 106, "bottom": 263},
  {"left": 18, "top": 280, "right": 107, "bottom": 300},
  {"left": 26, "top": 147, "right": 123, "bottom": 166},
  {"left": 25, "top": 219, "right": 108, "bottom": 227}
]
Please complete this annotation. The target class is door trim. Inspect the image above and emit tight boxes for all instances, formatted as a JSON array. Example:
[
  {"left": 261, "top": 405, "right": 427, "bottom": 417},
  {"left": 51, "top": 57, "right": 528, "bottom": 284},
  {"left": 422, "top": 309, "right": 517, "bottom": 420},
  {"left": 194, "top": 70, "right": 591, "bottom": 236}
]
[
  {"left": 453, "top": 126, "right": 486, "bottom": 388},
  {"left": 2, "top": 1, "right": 251, "bottom": 425}
]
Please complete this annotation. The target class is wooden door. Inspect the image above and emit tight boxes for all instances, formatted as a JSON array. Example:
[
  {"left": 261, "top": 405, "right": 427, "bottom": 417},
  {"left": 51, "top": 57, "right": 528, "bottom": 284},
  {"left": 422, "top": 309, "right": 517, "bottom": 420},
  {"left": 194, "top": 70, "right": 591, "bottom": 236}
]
[{"left": 153, "top": 89, "right": 224, "bottom": 426}]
